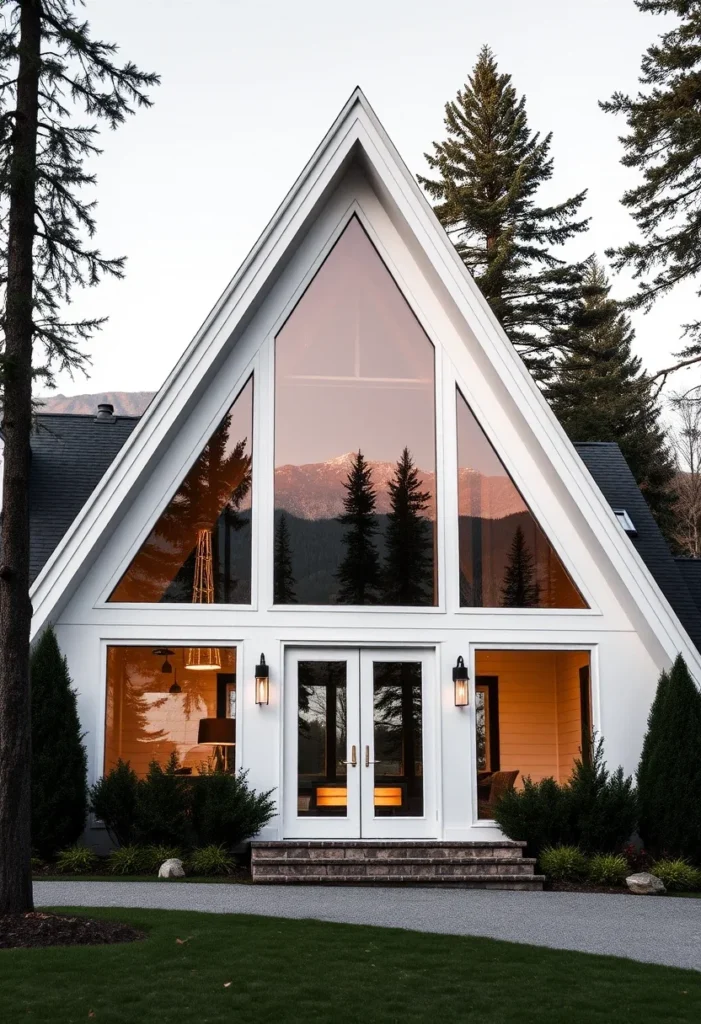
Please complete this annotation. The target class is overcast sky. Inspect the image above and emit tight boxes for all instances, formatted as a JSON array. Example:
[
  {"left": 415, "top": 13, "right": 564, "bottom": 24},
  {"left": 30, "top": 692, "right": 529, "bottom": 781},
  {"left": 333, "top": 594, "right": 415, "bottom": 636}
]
[{"left": 47, "top": 0, "right": 695, "bottom": 402}]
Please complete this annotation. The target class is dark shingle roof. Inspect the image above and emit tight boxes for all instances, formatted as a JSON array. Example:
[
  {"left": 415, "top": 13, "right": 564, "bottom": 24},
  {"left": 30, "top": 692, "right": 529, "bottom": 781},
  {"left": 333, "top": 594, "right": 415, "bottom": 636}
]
[
  {"left": 25, "top": 418, "right": 701, "bottom": 652},
  {"left": 29, "top": 413, "right": 139, "bottom": 582},
  {"left": 574, "top": 442, "right": 701, "bottom": 651}
]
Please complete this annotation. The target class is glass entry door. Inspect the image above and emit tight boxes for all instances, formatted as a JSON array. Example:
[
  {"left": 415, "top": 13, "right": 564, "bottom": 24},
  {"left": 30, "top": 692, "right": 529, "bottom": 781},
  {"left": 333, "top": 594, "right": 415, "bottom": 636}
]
[{"left": 283, "top": 648, "right": 435, "bottom": 839}]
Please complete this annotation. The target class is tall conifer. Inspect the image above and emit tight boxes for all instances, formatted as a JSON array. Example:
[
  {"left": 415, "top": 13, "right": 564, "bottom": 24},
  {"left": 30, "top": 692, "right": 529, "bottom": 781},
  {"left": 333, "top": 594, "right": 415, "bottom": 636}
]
[
  {"left": 382, "top": 448, "right": 433, "bottom": 606},
  {"left": 336, "top": 451, "right": 380, "bottom": 604},
  {"left": 546, "top": 257, "right": 676, "bottom": 536},
  {"left": 500, "top": 526, "right": 540, "bottom": 608},
  {"left": 419, "top": 45, "right": 590, "bottom": 377},
  {"left": 274, "top": 513, "right": 297, "bottom": 604},
  {"left": 603, "top": 2, "right": 701, "bottom": 373}
]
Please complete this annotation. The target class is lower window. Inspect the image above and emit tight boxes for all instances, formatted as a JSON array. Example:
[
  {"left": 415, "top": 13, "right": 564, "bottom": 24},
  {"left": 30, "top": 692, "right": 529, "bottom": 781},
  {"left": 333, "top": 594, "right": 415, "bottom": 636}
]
[
  {"left": 474, "top": 650, "right": 591, "bottom": 820},
  {"left": 104, "top": 645, "right": 237, "bottom": 777}
]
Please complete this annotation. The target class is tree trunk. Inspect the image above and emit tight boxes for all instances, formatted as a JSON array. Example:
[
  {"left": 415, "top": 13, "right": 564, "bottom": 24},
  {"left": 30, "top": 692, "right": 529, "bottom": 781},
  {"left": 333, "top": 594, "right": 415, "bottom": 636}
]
[{"left": 0, "top": 0, "right": 41, "bottom": 915}]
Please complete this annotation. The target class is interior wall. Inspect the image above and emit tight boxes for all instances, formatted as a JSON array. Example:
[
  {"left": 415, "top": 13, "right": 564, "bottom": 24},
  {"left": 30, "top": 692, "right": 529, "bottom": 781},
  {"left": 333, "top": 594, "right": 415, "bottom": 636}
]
[{"left": 475, "top": 649, "right": 589, "bottom": 786}]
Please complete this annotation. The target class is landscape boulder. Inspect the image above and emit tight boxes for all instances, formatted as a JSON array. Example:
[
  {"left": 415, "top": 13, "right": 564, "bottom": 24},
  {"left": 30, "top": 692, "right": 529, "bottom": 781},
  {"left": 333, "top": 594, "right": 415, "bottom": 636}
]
[
  {"left": 626, "top": 872, "right": 665, "bottom": 895},
  {"left": 158, "top": 858, "right": 185, "bottom": 879}
]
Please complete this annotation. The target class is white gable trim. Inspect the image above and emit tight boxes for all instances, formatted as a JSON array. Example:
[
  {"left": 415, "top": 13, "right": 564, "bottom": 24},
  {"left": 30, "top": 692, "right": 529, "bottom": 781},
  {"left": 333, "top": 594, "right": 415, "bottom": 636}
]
[{"left": 30, "top": 88, "right": 701, "bottom": 679}]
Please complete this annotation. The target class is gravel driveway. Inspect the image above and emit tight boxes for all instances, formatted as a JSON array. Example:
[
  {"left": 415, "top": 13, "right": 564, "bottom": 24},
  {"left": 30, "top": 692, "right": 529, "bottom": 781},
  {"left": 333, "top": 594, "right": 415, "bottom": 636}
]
[{"left": 35, "top": 881, "right": 701, "bottom": 972}]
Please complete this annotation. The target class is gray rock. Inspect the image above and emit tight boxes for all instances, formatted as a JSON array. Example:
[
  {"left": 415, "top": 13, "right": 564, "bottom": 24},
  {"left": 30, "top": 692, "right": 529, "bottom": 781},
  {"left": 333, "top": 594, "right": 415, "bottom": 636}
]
[
  {"left": 626, "top": 871, "right": 665, "bottom": 895},
  {"left": 158, "top": 858, "right": 185, "bottom": 879}
]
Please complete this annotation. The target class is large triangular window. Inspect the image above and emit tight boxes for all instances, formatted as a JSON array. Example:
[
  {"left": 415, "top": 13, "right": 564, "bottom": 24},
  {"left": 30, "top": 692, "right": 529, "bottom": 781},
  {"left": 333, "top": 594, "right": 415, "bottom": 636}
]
[
  {"left": 274, "top": 216, "right": 437, "bottom": 605},
  {"left": 457, "top": 388, "right": 586, "bottom": 608},
  {"left": 109, "top": 376, "right": 253, "bottom": 604}
]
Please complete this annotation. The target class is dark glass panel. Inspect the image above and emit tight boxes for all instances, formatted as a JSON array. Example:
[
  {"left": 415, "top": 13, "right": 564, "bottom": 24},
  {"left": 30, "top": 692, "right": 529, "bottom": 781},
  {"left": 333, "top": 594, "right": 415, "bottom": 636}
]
[
  {"left": 297, "top": 661, "right": 348, "bottom": 817},
  {"left": 457, "top": 388, "right": 586, "bottom": 608},
  {"left": 110, "top": 377, "right": 253, "bottom": 603},
  {"left": 274, "top": 216, "right": 436, "bottom": 605},
  {"left": 372, "top": 662, "right": 423, "bottom": 817}
]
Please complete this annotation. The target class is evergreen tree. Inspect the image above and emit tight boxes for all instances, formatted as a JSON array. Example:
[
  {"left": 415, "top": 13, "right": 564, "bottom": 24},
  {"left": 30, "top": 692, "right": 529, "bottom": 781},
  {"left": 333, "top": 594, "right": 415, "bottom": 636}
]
[
  {"left": 382, "top": 448, "right": 433, "bottom": 606},
  {"left": 500, "top": 526, "right": 541, "bottom": 607},
  {"left": 0, "top": 2, "right": 157, "bottom": 913},
  {"left": 546, "top": 257, "right": 677, "bottom": 537},
  {"left": 637, "top": 655, "right": 701, "bottom": 861},
  {"left": 336, "top": 451, "right": 380, "bottom": 604},
  {"left": 418, "top": 45, "right": 590, "bottom": 377},
  {"left": 602, "top": 2, "right": 701, "bottom": 372},
  {"left": 274, "top": 513, "right": 297, "bottom": 604},
  {"left": 30, "top": 627, "right": 87, "bottom": 859}
]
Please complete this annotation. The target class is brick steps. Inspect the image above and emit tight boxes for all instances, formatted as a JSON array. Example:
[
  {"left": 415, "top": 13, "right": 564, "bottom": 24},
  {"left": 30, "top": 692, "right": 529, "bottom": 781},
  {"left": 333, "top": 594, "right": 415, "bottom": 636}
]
[{"left": 251, "top": 841, "right": 543, "bottom": 890}]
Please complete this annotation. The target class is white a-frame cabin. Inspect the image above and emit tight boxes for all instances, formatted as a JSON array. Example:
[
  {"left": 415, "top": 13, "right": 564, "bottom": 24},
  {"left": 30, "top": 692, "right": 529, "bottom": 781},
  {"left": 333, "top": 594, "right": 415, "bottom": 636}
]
[{"left": 28, "top": 90, "right": 701, "bottom": 884}]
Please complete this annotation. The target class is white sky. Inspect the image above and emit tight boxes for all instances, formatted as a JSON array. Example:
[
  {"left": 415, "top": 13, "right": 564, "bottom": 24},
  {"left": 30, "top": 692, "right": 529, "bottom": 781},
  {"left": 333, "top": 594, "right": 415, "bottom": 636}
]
[{"left": 45, "top": 0, "right": 697, "bottom": 402}]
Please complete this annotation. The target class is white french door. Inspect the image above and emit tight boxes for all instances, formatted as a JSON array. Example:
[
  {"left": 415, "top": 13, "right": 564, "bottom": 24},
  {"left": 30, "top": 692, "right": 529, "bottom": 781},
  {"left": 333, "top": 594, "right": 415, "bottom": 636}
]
[{"left": 283, "top": 647, "right": 436, "bottom": 839}]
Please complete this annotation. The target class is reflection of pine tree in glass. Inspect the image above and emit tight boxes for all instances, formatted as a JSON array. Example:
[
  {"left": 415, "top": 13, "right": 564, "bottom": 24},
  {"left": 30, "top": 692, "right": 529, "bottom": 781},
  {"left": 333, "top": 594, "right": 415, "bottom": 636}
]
[
  {"left": 153, "top": 413, "right": 251, "bottom": 601},
  {"left": 274, "top": 513, "right": 297, "bottom": 603},
  {"left": 382, "top": 448, "right": 432, "bottom": 605},
  {"left": 336, "top": 451, "right": 380, "bottom": 604},
  {"left": 374, "top": 665, "right": 422, "bottom": 779},
  {"left": 500, "top": 525, "right": 541, "bottom": 607}
]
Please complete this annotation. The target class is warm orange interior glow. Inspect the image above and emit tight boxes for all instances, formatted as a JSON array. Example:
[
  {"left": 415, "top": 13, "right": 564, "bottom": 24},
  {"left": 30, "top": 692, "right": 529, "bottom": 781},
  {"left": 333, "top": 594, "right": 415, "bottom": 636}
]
[
  {"left": 374, "top": 787, "right": 403, "bottom": 807},
  {"left": 104, "top": 645, "right": 236, "bottom": 777},
  {"left": 315, "top": 787, "right": 347, "bottom": 807}
]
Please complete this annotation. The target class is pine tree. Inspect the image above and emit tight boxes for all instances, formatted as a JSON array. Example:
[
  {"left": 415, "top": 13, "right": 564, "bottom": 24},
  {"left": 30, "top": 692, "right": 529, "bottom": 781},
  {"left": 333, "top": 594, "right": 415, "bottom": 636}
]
[
  {"left": 336, "top": 451, "right": 380, "bottom": 604},
  {"left": 382, "top": 448, "right": 433, "bottom": 606},
  {"left": 418, "top": 45, "right": 590, "bottom": 377},
  {"left": 274, "top": 512, "right": 297, "bottom": 604},
  {"left": 500, "top": 526, "right": 541, "bottom": 607},
  {"left": 602, "top": 2, "right": 701, "bottom": 373},
  {"left": 546, "top": 257, "right": 677, "bottom": 536},
  {"left": 0, "top": 2, "right": 157, "bottom": 913},
  {"left": 637, "top": 655, "right": 701, "bottom": 861},
  {"left": 30, "top": 627, "right": 87, "bottom": 859}
]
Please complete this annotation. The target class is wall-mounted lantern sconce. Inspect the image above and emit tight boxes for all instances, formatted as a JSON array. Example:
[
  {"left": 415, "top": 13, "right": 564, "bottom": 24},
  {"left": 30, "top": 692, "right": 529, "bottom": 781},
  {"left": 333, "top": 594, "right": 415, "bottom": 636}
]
[
  {"left": 255, "top": 653, "right": 270, "bottom": 705},
  {"left": 453, "top": 656, "right": 469, "bottom": 707}
]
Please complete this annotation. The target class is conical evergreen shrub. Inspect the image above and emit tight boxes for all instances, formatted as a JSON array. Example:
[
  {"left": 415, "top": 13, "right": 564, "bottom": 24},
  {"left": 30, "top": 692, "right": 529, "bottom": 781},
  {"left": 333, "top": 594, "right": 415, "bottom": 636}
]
[
  {"left": 637, "top": 655, "right": 701, "bottom": 862},
  {"left": 31, "top": 627, "right": 88, "bottom": 858}
]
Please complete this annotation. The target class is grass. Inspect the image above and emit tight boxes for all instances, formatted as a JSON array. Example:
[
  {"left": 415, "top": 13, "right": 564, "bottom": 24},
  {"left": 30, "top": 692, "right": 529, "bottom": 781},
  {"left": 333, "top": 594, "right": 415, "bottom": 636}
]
[{"left": 1, "top": 908, "right": 700, "bottom": 1023}]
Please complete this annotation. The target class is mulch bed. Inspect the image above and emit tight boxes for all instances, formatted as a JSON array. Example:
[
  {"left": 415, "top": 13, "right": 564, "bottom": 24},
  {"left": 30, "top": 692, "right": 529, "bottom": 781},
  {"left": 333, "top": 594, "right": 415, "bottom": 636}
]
[
  {"left": 0, "top": 911, "right": 145, "bottom": 949},
  {"left": 548, "top": 881, "right": 632, "bottom": 894}
]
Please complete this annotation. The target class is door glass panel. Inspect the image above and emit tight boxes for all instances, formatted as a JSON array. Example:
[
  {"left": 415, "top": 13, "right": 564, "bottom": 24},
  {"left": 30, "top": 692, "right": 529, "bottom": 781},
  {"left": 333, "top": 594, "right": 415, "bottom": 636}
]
[
  {"left": 372, "top": 662, "right": 423, "bottom": 817},
  {"left": 297, "top": 661, "right": 348, "bottom": 817}
]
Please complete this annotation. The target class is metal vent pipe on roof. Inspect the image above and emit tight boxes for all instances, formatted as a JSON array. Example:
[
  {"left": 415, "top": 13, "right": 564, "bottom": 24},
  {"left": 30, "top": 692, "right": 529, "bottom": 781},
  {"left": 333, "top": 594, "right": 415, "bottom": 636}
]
[{"left": 95, "top": 403, "right": 114, "bottom": 420}]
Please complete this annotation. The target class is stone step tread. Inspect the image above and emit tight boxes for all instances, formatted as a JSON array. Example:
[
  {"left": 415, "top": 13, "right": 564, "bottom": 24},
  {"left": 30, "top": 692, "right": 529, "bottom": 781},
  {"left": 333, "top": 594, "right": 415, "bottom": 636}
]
[
  {"left": 252, "top": 874, "right": 545, "bottom": 888},
  {"left": 252, "top": 840, "right": 526, "bottom": 849},
  {"left": 253, "top": 856, "right": 537, "bottom": 867}
]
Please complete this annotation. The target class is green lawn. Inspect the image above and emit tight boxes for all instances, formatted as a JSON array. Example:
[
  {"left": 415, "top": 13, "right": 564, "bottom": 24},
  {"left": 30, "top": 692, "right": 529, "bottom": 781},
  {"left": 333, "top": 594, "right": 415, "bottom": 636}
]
[{"left": 1, "top": 907, "right": 700, "bottom": 1023}]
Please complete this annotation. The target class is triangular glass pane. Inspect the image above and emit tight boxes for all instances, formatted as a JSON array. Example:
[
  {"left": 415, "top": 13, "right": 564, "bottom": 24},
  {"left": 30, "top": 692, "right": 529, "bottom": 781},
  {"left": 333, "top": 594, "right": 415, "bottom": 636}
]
[
  {"left": 109, "top": 376, "right": 253, "bottom": 603},
  {"left": 274, "top": 216, "right": 436, "bottom": 605},
  {"left": 457, "top": 388, "right": 586, "bottom": 608}
]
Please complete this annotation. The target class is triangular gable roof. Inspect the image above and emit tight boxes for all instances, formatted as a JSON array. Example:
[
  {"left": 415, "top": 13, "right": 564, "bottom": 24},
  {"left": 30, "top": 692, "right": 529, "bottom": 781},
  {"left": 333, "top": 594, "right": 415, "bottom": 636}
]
[{"left": 29, "top": 87, "right": 701, "bottom": 678}]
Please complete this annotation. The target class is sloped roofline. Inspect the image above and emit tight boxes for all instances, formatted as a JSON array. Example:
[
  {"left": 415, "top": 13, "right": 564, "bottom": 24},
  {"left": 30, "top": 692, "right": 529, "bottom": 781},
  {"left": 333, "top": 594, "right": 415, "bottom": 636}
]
[{"left": 28, "top": 87, "right": 701, "bottom": 677}]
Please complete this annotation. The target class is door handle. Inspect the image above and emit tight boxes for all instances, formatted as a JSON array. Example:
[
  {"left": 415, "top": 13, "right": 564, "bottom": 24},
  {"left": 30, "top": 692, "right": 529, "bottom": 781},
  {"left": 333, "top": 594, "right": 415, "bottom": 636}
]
[
  {"left": 365, "top": 745, "right": 379, "bottom": 767},
  {"left": 342, "top": 745, "right": 357, "bottom": 767}
]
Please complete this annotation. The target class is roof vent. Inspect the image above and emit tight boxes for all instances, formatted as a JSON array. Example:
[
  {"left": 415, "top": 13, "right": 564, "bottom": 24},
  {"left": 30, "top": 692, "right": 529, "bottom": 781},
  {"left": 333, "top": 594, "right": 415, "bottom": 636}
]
[
  {"left": 613, "top": 509, "right": 637, "bottom": 537},
  {"left": 95, "top": 402, "right": 115, "bottom": 421}
]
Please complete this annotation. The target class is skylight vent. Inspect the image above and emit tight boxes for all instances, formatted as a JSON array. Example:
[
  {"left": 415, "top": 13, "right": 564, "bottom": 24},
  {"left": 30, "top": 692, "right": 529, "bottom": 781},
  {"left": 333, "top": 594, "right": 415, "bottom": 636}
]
[{"left": 613, "top": 509, "right": 637, "bottom": 537}]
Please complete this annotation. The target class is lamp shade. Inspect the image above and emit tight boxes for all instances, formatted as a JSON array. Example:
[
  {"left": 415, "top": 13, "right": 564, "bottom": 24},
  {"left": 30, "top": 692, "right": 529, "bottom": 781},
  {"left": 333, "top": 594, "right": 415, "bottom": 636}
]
[{"left": 197, "top": 718, "right": 236, "bottom": 746}]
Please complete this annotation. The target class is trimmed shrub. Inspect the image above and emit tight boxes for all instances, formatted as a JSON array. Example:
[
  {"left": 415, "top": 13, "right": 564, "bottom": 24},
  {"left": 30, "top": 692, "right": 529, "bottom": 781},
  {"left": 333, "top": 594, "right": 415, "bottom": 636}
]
[
  {"left": 493, "top": 737, "right": 636, "bottom": 858},
  {"left": 107, "top": 845, "right": 147, "bottom": 875},
  {"left": 90, "top": 759, "right": 140, "bottom": 847},
  {"left": 136, "top": 755, "right": 192, "bottom": 848},
  {"left": 587, "top": 853, "right": 628, "bottom": 886},
  {"left": 492, "top": 777, "right": 571, "bottom": 858},
  {"left": 539, "top": 845, "right": 587, "bottom": 882},
  {"left": 651, "top": 858, "right": 701, "bottom": 892},
  {"left": 637, "top": 655, "right": 701, "bottom": 862},
  {"left": 567, "top": 739, "right": 637, "bottom": 854},
  {"left": 55, "top": 845, "right": 98, "bottom": 875},
  {"left": 31, "top": 627, "right": 88, "bottom": 858},
  {"left": 191, "top": 769, "right": 275, "bottom": 848},
  {"left": 141, "top": 845, "right": 184, "bottom": 875},
  {"left": 189, "top": 844, "right": 237, "bottom": 877}
]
